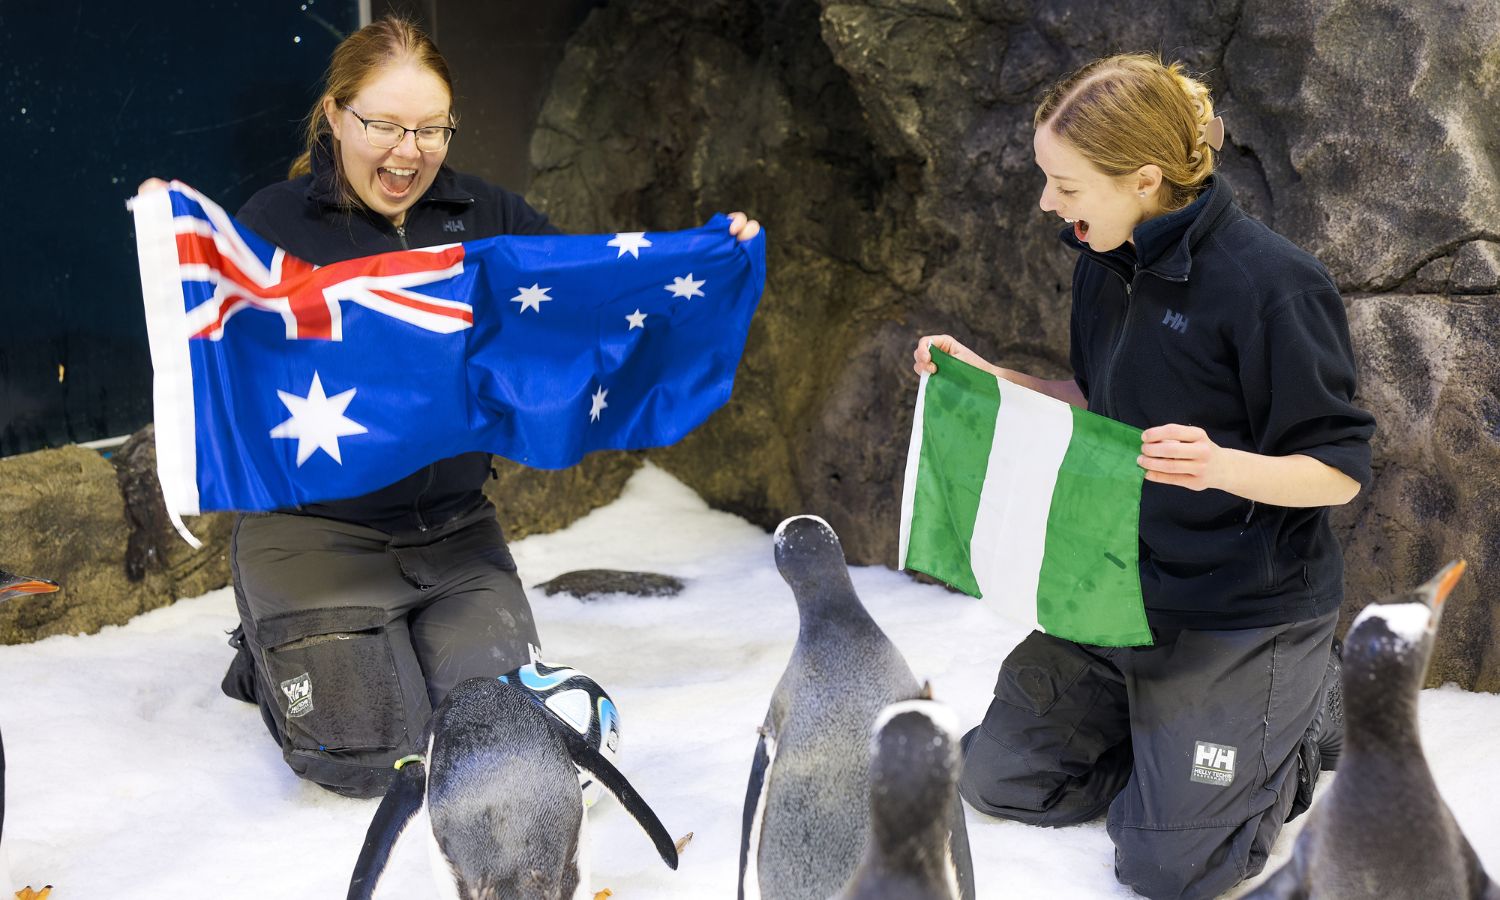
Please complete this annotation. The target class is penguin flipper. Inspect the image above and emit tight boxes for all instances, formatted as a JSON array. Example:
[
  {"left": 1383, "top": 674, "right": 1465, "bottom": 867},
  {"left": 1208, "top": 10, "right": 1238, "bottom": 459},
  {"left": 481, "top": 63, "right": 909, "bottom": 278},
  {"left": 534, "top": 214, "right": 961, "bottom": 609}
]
[
  {"left": 1237, "top": 860, "right": 1308, "bottom": 900},
  {"left": 558, "top": 728, "right": 680, "bottom": 871},
  {"left": 346, "top": 761, "right": 426, "bottom": 900},
  {"left": 738, "top": 730, "right": 772, "bottom": 900}
]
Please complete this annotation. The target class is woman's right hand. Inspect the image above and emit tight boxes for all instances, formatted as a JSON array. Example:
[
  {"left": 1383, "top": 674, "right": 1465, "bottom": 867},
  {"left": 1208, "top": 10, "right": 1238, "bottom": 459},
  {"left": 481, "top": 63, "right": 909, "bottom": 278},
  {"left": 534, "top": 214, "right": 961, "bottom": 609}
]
[
  {"left": 137, "top": 178, "right": 169, "bottom": 194},
  {"left": 913, "top": 334, "right": 995, "bottom": 376}
]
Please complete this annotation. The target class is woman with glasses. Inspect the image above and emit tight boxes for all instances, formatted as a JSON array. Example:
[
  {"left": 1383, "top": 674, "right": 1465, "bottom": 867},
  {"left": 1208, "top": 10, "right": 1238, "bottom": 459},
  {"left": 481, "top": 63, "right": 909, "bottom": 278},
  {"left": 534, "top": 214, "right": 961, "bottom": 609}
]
[{"left": 151, "top": 15, "right": 761, "bottom": 799}]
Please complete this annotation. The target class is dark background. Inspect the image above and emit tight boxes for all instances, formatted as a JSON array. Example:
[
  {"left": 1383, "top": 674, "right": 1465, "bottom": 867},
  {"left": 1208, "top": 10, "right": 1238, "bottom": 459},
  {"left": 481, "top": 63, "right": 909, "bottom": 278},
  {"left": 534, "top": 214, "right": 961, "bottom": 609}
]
[{"left": 0, "top": 0, "right": 599, "bottom": 457}]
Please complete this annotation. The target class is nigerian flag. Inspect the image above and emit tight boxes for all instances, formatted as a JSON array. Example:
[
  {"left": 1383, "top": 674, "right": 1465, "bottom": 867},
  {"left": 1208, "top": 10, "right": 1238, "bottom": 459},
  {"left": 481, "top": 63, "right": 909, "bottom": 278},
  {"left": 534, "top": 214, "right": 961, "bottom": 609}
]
[{"left": 899, "top": 347, "right": 1152, "bottom": 647}]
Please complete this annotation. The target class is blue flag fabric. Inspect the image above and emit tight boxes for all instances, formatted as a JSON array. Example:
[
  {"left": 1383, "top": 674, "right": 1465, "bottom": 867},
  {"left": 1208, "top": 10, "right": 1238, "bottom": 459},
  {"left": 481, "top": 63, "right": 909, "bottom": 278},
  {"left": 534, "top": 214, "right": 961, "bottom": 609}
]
[{"left": 131, "top": 181, "right": 765, "bottom": 540}]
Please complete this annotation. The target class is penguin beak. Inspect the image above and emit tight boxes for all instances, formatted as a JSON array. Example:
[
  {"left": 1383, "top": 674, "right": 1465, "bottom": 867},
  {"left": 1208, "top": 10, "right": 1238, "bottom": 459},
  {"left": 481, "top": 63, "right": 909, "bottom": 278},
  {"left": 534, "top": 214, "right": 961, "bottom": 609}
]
[
  {"left": 1420, "top": 559, "right": 1466, "bottom": 623},
  {"left": 1, "top": 577, "right": 61, "bottom": 600}
]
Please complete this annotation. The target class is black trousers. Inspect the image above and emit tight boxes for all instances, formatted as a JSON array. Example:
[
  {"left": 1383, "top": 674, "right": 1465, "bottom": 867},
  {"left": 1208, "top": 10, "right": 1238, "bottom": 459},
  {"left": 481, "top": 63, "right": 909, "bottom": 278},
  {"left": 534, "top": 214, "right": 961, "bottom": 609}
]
[
  {"left": 230, "top": 503, "right": 539, "bottom": 798},
  {"left": 959, "top": 614, "right": 1336, "bottom": 900}
]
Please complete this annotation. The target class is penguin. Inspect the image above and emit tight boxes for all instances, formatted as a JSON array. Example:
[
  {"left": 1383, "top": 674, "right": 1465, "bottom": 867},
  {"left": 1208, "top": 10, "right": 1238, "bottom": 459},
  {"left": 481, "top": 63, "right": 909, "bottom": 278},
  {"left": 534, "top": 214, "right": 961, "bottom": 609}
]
[
  {"left": 1, "top": 570, "right": 60, "bottom": 897},
  {"left": 739, "top": 516, "right": 974, "bottom": 900},
  {"left": 1243, "top": 560, "right": 1499, "bottom": 900},
  {"left": 346, "top": 676, "right": 679, "bottom": 900},
  {"left": 835, "top": 699, "right": 966, "bottom": 900}
]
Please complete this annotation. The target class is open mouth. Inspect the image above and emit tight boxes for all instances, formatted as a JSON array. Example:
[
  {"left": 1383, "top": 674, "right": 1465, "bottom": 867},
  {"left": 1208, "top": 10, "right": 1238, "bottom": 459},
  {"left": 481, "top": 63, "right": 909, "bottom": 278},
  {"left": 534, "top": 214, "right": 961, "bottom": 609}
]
[
  {"left": 377, "top": 166, "right": 418, "bottom": 196},
  {"left": 1065, "top": 217, "right": 1090, "bottom": 241}
]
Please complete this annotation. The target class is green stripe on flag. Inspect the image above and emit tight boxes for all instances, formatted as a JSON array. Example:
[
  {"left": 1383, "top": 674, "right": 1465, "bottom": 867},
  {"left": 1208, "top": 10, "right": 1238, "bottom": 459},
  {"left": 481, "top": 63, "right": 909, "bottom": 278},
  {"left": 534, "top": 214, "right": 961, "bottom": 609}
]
[
  {"left": 904, "top": 348, "right": 1000, "bottom": 597},
  {"left": 1037, "top": 406, "right": 1151, "bottom": 646}
]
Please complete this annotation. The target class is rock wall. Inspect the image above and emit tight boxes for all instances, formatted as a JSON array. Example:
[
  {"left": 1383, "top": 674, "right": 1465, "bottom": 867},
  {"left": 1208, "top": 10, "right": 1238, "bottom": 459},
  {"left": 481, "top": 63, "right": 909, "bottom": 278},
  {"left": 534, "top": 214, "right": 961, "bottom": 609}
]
[{"left": 527, "top": 0, "right": 1500, "bottom": 689}]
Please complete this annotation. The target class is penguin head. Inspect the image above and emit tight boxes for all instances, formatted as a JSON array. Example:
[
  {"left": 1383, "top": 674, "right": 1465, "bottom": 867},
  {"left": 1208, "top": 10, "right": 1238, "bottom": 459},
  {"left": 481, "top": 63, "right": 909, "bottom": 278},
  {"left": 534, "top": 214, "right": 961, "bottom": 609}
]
[
  {"left": 773, "top": 515, "right": 855, "bottom": 598},
  {"left": 0, "top": 570, "right": 60, "bottom": 603},
  {"left": 1344, "top": 560, "right": 1465, "bottom": 696},
  {"left": 867, "top": 699, "right": 962, "bottom": 843}
]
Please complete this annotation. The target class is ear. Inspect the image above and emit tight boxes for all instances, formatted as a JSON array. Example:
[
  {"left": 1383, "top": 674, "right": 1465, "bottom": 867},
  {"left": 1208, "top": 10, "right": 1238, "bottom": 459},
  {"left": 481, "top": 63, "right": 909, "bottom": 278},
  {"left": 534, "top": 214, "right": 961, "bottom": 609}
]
[
  {"left": 322, "top": 96, "right": 342, "bottom": 140},
  {"left": 1134, "top": 164, "right": 1164, "bottom": 198}
]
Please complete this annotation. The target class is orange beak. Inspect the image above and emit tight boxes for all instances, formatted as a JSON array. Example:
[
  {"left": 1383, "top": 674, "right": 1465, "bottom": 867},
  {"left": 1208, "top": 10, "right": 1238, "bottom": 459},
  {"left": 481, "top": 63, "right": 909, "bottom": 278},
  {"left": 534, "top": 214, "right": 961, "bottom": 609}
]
[{"left": 1432, "top": 559, "right": 1466, "bottom": 609}]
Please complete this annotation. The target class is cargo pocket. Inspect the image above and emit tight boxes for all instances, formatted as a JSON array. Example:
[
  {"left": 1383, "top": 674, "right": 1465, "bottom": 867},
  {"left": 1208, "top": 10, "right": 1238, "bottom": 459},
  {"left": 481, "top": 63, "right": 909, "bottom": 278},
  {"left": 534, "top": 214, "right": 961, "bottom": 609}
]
[
  {"left": 257, "top": 606, "right": 407, "bottom": 755},
  {"left": 994, "top": 633, "right": 1094, "bottom": 717}
]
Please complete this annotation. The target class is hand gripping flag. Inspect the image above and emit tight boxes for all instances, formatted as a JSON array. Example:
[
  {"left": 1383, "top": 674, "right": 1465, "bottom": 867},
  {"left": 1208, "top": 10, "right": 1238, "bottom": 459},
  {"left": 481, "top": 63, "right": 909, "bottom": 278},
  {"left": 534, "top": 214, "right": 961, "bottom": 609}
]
[
  {"left": 131, "top": 181, "right": 765, "bottom": 546},
  {"left": 898, "top": 347, "right": 1152, "bottom": 647}
]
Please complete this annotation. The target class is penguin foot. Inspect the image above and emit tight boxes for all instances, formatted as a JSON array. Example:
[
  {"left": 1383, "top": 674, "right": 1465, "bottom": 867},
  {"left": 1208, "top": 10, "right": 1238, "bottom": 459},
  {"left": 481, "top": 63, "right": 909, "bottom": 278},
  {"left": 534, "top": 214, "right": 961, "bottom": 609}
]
[
  {"left": 592, "top": 890, "right": 613, "bottom": 900},
  {"left": 15, "top": 886, "right": 52, "bottom": 900},
  {"left": 674, "top": 832, "right": 694, "bottom": 855}
]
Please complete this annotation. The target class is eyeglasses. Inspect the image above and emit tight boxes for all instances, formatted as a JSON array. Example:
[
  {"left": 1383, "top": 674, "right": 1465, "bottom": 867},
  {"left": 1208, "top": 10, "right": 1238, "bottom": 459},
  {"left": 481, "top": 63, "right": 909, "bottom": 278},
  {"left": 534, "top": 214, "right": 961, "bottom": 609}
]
[{"left": 344, "top": 106, "right": 456, "bottom": 152}]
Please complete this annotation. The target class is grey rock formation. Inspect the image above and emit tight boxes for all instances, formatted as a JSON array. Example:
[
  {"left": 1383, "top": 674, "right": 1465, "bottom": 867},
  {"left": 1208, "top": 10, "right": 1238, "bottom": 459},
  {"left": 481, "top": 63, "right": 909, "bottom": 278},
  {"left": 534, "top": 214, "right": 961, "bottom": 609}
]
[
  {"left": 529, "top": 0, "right": 1500, "bottom": 689},
  {"left": 534, "top": 569, "right": 686, "bottom": 601}
]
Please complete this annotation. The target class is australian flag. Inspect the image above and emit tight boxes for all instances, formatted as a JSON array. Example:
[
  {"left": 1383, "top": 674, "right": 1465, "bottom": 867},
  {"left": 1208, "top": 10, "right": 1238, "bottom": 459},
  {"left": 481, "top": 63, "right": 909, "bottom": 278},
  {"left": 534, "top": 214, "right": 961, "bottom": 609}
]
[{"left": 131, "top": 181, "right": 765, "bottom": 544}]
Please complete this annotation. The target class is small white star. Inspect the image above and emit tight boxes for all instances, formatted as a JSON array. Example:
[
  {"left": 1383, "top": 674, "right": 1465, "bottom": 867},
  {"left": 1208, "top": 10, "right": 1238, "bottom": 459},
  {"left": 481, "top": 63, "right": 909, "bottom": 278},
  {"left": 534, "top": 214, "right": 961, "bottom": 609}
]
[
  {"left": 665, "top": 273, "right": 706, "bottom": 299},
  {"left": 268, "top": 371, "right": 368, "bottom": 466},
  {"left": 511, "top": 283, "right": 553, "bottom": 313},
  {"left": 607, "top": 232, "right": 652, "bottom": 259},
  {"left": 589, "top": 386, "right": 609, "bottom": 422},
  {"left": 625, "top": 309, "right": 648, "bottom": 330}
]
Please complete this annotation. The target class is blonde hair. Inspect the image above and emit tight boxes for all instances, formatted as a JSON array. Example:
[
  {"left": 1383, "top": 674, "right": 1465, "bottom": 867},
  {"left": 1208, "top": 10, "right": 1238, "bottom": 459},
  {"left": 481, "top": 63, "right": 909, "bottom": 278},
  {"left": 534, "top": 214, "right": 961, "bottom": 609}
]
[
  {"left": 288, "top": 16, "right": 455, "bottom": 206},
  {"left": 1034, "top": 53, "right": 1217, "bottom": 211}
]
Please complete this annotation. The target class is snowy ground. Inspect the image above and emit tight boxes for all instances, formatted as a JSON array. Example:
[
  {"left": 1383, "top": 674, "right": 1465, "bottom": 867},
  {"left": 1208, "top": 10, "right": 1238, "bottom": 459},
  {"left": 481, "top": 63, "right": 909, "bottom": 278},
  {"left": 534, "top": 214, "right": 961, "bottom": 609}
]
[{"left": 1, "top": 463, "right": 1496, "bottom": 899}]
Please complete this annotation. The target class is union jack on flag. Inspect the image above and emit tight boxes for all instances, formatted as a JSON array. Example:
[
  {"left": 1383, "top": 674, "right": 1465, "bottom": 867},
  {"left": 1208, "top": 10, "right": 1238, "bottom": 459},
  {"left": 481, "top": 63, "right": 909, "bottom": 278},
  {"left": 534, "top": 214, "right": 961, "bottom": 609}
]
[{"left": 132, "top": 181, "right": 766, "bottom": 545}]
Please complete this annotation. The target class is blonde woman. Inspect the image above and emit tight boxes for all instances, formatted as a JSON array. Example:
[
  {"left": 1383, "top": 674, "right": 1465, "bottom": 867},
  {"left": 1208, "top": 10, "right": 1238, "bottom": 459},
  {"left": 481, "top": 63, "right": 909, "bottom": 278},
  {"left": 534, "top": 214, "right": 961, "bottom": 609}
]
[{"left": 914, "top": 54, "right": 1374, "bottom": 899}]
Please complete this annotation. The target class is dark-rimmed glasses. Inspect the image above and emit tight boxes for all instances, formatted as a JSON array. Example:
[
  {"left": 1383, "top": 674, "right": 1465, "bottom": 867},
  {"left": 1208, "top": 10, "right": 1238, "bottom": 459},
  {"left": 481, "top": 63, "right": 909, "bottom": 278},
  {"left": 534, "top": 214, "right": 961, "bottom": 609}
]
[{"left": 344, "top": 106, "right": 456, "bottom": 152}]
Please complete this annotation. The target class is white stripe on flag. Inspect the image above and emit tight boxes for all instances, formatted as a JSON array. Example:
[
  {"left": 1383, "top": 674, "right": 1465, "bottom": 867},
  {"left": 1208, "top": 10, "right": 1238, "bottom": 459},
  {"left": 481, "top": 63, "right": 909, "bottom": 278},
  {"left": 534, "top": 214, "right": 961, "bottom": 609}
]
[
  {"left": 969, "top": 378, "right": 1074, "bottom": 630},
  {"left": 897, "top": 370, "right": 931, "bottom": 569},
  {"left": 131, "top": 187, "right": 203, "bottom": 546}
]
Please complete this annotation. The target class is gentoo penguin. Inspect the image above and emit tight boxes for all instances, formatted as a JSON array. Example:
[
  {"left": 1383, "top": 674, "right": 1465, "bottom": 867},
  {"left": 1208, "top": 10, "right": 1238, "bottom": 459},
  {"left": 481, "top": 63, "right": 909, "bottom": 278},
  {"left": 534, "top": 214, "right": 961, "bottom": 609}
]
[
  {"left": 739, "top": 516, "right": 974, "bottom": 900},
  {"left": 1244, "top": 560, "right": 1499, "bottom": 900},
  {"left": 835, "top": 699, "right": 966, "bottom": 900},
  {"left": 346, "top": 676, "right": 679, "bottom": 900},
  {"left": 1, "top": 570, "right": 59, "bottom": 897}
]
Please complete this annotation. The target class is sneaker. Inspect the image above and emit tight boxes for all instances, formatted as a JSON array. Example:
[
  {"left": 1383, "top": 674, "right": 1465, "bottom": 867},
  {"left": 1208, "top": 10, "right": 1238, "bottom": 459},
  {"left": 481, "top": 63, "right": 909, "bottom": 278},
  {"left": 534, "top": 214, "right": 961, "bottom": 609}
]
[{"left": 1288, "top": 639, "right": 1344, "bottom": 822}]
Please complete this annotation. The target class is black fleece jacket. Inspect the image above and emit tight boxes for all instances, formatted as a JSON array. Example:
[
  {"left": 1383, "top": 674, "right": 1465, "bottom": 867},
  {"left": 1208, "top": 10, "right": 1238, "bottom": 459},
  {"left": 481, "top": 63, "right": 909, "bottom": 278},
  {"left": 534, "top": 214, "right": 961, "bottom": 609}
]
[
  {"left": 235, "top": 140, "right": 557, "bottom": 536},
  {"left": 1062, "top": 177, "right": 1375, "bottom": 631}
]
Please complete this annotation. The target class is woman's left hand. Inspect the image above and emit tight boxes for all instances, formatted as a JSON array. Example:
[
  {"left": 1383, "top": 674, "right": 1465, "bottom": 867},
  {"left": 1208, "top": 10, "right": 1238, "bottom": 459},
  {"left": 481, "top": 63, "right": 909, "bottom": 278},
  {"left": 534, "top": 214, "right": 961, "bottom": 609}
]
[
  {"left": 1139, "top": 424, "right": 1229, "bottom": 492},
  {"left": 728, "top": 211, "right": 761, "bottom": 241}
]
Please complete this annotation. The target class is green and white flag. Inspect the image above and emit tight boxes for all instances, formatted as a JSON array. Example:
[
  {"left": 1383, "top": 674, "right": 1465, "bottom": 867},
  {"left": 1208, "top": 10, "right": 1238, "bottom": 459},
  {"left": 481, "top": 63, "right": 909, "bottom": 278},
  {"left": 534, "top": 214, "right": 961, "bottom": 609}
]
[{"left": 899, "top": 347, "right": 1152, "bottom": 647}]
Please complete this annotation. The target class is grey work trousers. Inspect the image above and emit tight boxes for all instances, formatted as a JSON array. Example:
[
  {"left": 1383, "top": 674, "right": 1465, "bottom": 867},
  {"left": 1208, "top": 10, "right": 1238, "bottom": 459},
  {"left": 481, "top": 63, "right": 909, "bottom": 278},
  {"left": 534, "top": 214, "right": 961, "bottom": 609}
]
[
  {"left": 230, "top": 503, "right": 539, "bottom": 798},
  {"left": 959, "top": 613, "right": 1336, "bottom": 900}
]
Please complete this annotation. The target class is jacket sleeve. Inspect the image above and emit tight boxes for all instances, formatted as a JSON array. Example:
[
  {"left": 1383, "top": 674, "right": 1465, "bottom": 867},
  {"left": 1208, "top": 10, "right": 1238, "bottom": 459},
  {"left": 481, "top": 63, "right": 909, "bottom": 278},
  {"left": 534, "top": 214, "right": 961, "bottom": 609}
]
[{"left": 1240, "top": 287, "right": 1376, "bottom": 488}]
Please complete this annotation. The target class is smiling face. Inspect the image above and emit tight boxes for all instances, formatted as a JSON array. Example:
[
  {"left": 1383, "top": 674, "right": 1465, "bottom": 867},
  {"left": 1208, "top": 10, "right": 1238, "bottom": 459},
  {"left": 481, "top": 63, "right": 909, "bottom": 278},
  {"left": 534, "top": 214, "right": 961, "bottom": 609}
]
[
  {"left": 324, "top": 59, "right": 452, "bottom": 227},
  {"left": 1034, "top": 126, "right": 1159, "bottom": 252}
]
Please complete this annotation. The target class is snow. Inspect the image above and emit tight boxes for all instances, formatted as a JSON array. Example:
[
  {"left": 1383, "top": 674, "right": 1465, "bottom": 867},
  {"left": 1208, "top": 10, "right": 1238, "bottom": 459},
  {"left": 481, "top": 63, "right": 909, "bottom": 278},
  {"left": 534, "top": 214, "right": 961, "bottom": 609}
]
[
  {"left": 1351, "top": 600, "right": 1432, "bottom": 644},
  {"left": 1, "top": 463, "right": 1496, "bottom": 898}
]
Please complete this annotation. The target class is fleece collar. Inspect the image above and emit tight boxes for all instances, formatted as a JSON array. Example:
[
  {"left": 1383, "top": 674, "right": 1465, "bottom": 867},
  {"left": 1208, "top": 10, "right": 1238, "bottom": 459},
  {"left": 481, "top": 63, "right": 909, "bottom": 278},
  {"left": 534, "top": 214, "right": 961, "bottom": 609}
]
[{"left": 1059, "top": 175, "right": 1234, "bottom": 282}]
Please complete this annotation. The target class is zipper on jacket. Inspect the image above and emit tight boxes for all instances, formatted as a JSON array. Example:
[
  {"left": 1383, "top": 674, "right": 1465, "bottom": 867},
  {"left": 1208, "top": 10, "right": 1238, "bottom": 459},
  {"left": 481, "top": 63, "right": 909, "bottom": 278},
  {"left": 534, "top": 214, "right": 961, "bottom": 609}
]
[
  {"left": 1100, "top": 271, "right": 1137, "bottom": 419},
  {"left": 394, "top": 223, "right": 409, "bottom": 250},
  {"left": 412, "top": 464, "right": 436, "bottom": 531}
]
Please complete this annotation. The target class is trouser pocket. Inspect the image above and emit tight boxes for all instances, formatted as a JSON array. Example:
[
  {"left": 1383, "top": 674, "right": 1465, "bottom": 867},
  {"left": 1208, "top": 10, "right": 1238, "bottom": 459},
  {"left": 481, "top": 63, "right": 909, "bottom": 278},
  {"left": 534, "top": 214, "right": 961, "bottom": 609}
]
[{"left": 258, "top": 606, "right": 406, "bottom": 755}]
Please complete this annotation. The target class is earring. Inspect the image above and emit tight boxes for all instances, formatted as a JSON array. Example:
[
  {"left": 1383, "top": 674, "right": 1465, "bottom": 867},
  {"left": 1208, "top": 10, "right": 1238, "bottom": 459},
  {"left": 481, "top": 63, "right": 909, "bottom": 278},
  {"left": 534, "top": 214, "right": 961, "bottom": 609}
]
[{"left": 1138, "top": 191, "right": 1147, "bottom": 197}]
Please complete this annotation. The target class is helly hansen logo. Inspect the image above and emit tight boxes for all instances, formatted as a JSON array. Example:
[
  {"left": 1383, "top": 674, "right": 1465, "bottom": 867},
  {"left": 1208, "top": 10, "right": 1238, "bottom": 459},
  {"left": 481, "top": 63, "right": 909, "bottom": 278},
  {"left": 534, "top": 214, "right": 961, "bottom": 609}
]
[
  {"left": 280, "top": 672, "right": 314, "bottom": 718},
  {"left": 1162, "top": 310, "right": 1189, "bottom": 333},
  {"left": 1191, "top": 740, "right": 1237, "bottom": 786},
  {"left": 443, "top": 219, "right": 466, "bottom": 233}
]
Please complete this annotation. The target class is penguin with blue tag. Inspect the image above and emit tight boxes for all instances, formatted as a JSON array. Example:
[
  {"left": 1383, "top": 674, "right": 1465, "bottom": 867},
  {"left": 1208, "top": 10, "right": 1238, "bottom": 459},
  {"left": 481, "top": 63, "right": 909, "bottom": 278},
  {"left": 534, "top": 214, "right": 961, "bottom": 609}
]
[
  {"left": 1243, "top": 560, "right": 1498, "bottom": 900},
  {"left": 346, "top": 654, "right": 679, "bottom": 900},
  {"left": 739, "top": 516, "right": 974, "bottom": 900}
]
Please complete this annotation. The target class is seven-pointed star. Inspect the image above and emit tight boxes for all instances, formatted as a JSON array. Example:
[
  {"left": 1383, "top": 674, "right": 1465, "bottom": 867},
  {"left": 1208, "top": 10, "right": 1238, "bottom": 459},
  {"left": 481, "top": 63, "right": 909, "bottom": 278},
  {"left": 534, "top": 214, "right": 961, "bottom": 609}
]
[
  {"left": 268, "top": 371, "right": 368, "bottom": 466},
  {"left": 511, "top": 283, "right": 553, "bottom": 313},
  {"left": 589, "top": 386, "right": 609, "bottom": 422},
  {"left": 665, "top": 273, "right": 706, "bottom": 299},
  {"left": 625, "top": 309, "right": 648, "bottom": 330},
  {"left": 607, "top": 232, "right": 653, "bottom": 259}
]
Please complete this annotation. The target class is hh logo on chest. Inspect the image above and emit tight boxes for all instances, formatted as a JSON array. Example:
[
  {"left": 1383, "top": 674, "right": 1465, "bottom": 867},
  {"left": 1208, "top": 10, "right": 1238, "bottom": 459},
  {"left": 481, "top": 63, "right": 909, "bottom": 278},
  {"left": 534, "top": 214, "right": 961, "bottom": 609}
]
[
  {"left": 1162, "top": 309, "right": 1189, "bottom": 334},
  {"left": 1191, "top": 740, "right": 1236, "bottom": 786},
  {"left": 443, "top": 219, "right": 466, "bottom": 233}
]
